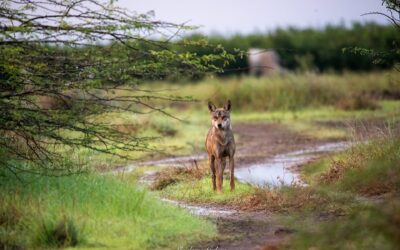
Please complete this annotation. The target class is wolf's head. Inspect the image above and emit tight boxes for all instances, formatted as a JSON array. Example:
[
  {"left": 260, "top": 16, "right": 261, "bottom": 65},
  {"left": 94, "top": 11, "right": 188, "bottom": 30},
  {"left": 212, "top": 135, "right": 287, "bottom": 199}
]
[{"left": 208, "top": 100, "right": 232, "bottom": 130}]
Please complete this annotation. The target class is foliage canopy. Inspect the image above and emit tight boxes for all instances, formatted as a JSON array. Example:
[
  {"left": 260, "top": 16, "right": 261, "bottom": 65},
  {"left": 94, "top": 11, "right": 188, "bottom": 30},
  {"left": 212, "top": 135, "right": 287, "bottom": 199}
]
[{"left": 0, "top": 0, "right": 232, "bottom": 176}]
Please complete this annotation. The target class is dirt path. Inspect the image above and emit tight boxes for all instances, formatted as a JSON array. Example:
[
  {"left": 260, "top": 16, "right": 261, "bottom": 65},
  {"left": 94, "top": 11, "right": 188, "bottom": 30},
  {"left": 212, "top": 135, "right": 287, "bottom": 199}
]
[
  {"left": 192, "top": 212, "right": 290, "bottom": 250},
  {"left": 234, "top": 123, "right": 327, "bottom": 166}
]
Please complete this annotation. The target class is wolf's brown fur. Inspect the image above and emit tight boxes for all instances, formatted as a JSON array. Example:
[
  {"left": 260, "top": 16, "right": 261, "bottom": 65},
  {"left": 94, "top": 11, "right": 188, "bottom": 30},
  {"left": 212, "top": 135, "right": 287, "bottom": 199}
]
[{"left": 205, "top": 100, "right": 236, "bottom": 192}]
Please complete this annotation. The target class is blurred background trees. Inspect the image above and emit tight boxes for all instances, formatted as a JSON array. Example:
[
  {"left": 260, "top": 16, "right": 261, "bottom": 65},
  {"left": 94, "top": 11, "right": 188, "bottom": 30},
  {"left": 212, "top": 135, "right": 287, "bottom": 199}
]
[{"left": 181, "top": 22, "right": 399, "bottom": 75}]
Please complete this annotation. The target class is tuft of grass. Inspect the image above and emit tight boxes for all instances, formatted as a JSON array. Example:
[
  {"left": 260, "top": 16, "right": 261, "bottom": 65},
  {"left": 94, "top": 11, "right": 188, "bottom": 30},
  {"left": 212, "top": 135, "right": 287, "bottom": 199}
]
[{"left": 35, "top": 216, "right": 80, "bottom": 248}]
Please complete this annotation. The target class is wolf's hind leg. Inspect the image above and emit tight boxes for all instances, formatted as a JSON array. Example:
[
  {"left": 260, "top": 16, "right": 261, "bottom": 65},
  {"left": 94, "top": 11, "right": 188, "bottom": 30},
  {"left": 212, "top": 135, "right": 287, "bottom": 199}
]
[{"left": 229, "top": 155, "right": 235, "bottom": 191}]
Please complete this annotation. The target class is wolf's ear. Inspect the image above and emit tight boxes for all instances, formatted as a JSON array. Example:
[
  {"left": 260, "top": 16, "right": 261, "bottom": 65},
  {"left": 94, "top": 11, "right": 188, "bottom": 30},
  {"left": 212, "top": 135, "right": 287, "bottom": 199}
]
[
  {"left": 208, "top": 101, "right": 216, "bottom": 112},
  {"left": 224, "top": 100, "right": 231, "bottom": 112}
]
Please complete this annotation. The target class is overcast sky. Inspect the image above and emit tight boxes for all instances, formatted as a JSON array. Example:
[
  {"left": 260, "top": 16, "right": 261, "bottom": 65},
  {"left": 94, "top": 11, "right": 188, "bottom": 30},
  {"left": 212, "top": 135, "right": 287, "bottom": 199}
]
[{"left": 118, "top": 0, "right": 389, "bottom": 35}]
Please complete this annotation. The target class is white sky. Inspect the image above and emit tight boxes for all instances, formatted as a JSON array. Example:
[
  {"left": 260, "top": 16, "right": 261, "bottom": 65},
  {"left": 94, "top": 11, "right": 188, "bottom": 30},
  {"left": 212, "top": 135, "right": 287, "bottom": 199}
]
[{"left": 118, "top": 0, "right": 389, "bottom": 35}]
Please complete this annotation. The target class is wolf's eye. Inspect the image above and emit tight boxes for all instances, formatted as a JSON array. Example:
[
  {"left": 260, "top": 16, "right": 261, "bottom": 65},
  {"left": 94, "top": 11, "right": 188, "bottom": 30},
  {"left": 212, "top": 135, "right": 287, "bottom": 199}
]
[{"left": 223, "top": 116, "right": 227, "bottom": 120}]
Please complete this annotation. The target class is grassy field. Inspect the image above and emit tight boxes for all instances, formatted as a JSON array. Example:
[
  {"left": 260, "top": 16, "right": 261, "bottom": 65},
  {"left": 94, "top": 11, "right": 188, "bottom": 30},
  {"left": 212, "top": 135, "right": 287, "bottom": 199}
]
[{"left": 2, "top": 70, "right": 400, "bottom": 249}]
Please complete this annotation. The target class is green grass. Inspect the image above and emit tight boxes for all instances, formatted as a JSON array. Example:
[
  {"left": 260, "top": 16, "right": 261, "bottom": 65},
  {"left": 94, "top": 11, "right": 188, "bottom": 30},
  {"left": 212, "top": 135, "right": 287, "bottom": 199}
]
[
  {"left": 0, "top": 170, "right": 216, "bottom": 249},
  {"left": 288, "top": 201, "right": 400, "bottom": 250},
  {"left": 159, "top": 177, "right": 254, "bottom": 205}
]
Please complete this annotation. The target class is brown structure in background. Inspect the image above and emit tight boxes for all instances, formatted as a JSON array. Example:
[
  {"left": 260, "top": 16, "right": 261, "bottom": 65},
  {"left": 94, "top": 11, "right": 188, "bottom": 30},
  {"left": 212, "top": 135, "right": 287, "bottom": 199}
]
[{"left": 248, "top": 48, "right": 282, "bottom": 76}]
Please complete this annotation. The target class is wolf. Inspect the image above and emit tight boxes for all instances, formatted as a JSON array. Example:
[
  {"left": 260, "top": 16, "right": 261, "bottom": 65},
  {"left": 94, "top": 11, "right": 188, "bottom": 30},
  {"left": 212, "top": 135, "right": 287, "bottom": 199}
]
[{"left": 205, "top": 100, "right": 236, "bottom": 192}]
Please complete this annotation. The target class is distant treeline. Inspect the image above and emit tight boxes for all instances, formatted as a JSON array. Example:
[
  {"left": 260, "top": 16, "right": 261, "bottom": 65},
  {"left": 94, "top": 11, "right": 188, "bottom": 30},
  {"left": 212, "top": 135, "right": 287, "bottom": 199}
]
[{"left": 180, "top": 22, "right": 399, "bottom": 75}]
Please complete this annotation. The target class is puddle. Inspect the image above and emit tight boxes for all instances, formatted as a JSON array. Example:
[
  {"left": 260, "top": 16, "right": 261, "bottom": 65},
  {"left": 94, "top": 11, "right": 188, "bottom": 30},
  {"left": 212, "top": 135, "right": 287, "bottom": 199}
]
[
  {"left": 161, "top": 198, "right": 236, "bottom": 217},
  {"left": 235, "top": 142, "right": 350, "bottom": 187}
]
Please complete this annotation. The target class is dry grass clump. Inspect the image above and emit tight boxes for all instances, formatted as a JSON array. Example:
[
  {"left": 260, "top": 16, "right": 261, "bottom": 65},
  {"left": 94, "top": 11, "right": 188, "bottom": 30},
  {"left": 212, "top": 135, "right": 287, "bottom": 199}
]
[
  {"left": 151, "top": 160, "right": 207, "bottom": 190},
  {"left": 319, "top": 157, "right": 364, "bottom": 184}
]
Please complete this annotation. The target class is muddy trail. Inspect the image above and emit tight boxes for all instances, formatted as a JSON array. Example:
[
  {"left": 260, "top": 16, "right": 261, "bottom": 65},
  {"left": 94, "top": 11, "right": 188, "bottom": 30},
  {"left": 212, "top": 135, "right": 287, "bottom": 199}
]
[{"left": 118, "top": 122, "right": 354, "bottom": 249}]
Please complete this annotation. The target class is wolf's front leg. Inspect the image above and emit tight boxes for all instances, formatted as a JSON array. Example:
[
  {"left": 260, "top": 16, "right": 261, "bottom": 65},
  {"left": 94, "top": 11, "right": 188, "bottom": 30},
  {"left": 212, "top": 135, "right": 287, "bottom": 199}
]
[
  {"left": 229, "top": 155, "right": 235, "bottom": 191},
  {"left": 216, "top": 157, "right": 224, "bottom": 193}
]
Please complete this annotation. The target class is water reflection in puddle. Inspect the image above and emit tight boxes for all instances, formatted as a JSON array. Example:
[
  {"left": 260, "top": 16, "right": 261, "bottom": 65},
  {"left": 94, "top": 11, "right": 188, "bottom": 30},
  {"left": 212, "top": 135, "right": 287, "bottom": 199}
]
[{"left": 235, "top": 142, "right": 350, "bottom": 187}]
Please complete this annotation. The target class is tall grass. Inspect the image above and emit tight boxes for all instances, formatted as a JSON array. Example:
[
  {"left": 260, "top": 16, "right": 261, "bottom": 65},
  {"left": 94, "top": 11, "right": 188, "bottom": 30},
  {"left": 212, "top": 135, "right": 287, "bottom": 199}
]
[
  {"left": 146, "top": 70, "right": 400, "bottom": 111},
  {"left": 0, "top": 169, "right": 216, "bottom": 249}
]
